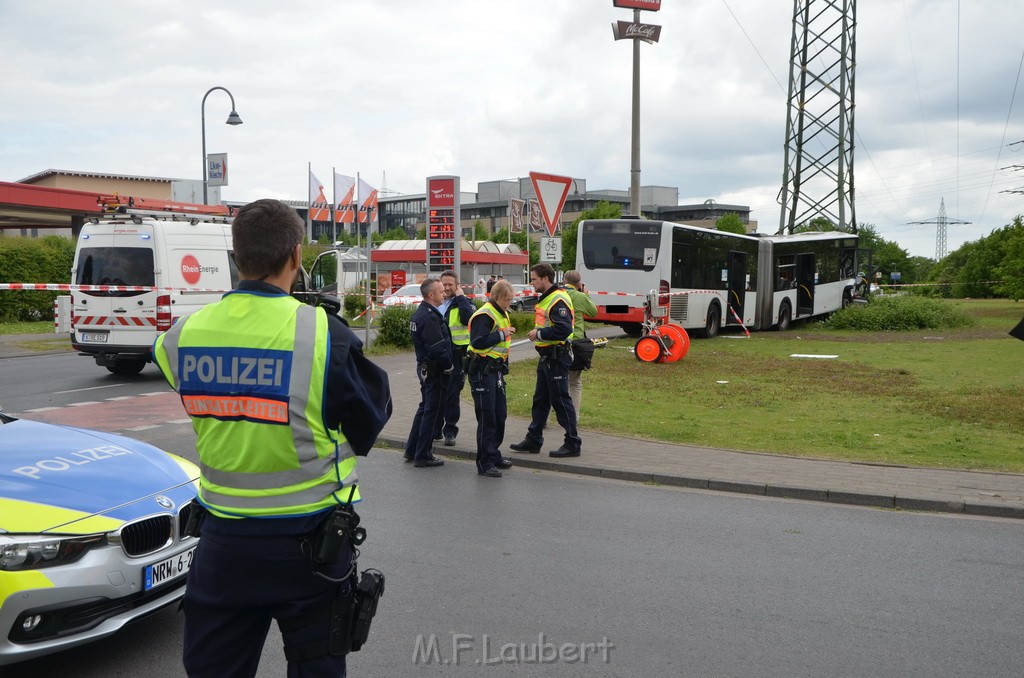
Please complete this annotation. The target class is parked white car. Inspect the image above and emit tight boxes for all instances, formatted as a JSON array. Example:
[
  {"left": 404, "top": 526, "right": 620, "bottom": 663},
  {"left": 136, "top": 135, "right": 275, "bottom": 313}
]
[{"left": 380, "top": 284, "right": 423, "bottom": 308}]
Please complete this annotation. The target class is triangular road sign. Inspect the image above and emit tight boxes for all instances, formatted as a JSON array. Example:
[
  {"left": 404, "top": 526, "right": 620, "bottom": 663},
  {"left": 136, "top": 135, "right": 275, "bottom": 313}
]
[{"left": 529, "top": 171, "right": 573, "bottom": 237}]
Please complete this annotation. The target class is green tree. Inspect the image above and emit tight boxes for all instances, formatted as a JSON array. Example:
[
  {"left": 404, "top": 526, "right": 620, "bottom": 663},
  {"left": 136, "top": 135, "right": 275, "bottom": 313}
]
[
  {"left": 993, "top": 215, "right": 1024, "bottom": 301},
  {"left": 715, "top": 212, "right": 747, "bottom": 235},
  {"left": 563, "top": 200, "right": 622, "bottom": 271},
  {"left": 927, "top": 215, "right": 1024, "bottom": 298},
  {"left": 468, "top": 220, "right": 489, "bottom": 243}
]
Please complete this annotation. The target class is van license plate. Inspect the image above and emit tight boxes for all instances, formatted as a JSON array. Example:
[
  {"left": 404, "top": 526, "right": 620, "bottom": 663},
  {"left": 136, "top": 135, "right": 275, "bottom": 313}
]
[
  {"left": 80, "top": 332, "right": 108, "bottom": 343},
  {"left": 144, "top": 546, "right": 196, "bottom": 591}
]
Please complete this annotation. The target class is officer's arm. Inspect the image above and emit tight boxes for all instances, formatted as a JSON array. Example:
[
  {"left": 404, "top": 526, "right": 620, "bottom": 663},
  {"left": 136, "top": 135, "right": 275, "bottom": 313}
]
[
  {"left": 576, "top": 292, "right": 598, "bottom": 319},
  {"left": 456, "top": 296, "right": 476, "bottom": 325},
  {"left": 538, "top": 298, "right": 573, "bottom": 343},
  {"left": 424, "top": 313, "right": 454, "bottom": 370},
  {"left": 324, "top": 315, "right": 393, "bottom": 456},
  {"left": 469, "top": 313, "right": 499, "bottom": 350}
]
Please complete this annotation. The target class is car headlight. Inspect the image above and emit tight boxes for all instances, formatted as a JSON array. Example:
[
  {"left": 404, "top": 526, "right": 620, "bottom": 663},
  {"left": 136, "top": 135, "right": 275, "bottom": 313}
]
[{"left": 0, "top": 534, "right": 107, "bottom": 570}]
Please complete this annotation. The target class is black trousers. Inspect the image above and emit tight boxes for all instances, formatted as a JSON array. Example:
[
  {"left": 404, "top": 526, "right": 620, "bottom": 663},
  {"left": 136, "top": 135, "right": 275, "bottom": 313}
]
[
  {"left": 436, "top": 346, "right": 467, "bottom": 439},
  {"left": 405, "top": 368, "right": 447, "bottom": 462},
  {"left": 526, "top": 350, "right": 581, "bottom": 452},
  {"left": 182, "top": 524, "right": 351, "bottom": 678},
  {"left": 470, "top": 368, "right": 506, "bottom": 471}
]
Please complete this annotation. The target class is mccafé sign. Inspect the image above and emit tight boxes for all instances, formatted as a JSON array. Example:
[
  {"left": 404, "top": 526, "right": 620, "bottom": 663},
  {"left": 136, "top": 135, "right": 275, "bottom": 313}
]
[{"left": 612, "top": 20, "right": 662, "bottom": 43}]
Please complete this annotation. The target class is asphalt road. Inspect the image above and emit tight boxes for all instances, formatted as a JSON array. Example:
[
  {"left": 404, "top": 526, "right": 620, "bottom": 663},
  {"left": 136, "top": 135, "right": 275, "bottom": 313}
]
[{"left": 3, "top": 353, "right": 1024, "bottom": 677}]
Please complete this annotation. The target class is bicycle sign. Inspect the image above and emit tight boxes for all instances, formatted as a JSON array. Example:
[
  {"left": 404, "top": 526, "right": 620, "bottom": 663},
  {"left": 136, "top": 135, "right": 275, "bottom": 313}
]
[{"left": 540, "top": 236, "right": 562, "bottom": 264}]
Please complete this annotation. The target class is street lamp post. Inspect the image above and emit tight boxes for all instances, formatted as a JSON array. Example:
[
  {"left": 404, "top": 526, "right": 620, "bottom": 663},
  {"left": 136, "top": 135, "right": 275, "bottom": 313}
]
[{"left": 201, "top": 86, "right": 243, "bottom": 205}]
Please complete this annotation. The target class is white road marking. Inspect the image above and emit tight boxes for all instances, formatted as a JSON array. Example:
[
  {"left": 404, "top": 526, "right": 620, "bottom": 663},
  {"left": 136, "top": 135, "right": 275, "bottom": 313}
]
[
  {"left": 24, "top": 406, "right": 61, "bottom": 412},
  {"left": 54, "top": 384, "right": 126, "bottom": 395},
  {"left": 168, "top": 419, "right": 192, "bottom": 424},
  {"left": 68, "top": 401, "right": 102, "bottom": 407},
  {"left": 125, "top": 425, "right": 161, "bottom": 431},
  {"left": 106, "top": 396, "right": 136, "bottom": 401}
]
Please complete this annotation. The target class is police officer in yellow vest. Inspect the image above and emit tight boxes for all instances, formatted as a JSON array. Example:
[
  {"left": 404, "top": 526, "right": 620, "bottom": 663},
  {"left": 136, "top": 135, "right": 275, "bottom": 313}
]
[
  {"left": 434, "top": 270, "right": 475, "bottom": 446},
  {"left": 153, "top": 199, "right": 392, "bottom": 677},
  {"left": 467, "top": 279, "right": 517, "bottom": 477},
  {"left": 510, "top": 263, "right": 583, "bottom": 458}
]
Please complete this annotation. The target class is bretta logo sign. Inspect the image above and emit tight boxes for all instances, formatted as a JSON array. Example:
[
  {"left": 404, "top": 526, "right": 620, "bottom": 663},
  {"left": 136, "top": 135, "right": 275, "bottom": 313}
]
[{"left": 429, "top": 179, "right": 456, "bottom": 207}]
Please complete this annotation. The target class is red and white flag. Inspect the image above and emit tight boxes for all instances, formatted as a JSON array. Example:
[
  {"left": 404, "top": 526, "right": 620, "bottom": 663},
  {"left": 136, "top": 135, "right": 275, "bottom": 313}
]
[
  {"left": 334, "top": 173, "right": 356, "bottom": 224},
  {"left": 309, "top": 170, "right": 330, "bottom": 222},
  {"left": 357, "top": 177, "right": 378, "bottom": 225}
]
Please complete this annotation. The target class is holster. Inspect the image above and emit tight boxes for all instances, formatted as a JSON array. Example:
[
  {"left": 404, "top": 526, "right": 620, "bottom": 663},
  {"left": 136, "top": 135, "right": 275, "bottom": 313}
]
[{"left": 182, "top": 499, "right": 207, "bottom": 538}]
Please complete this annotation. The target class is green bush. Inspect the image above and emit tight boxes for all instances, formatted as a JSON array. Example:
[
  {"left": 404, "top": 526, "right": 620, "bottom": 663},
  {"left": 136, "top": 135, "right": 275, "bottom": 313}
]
[
  {"left": 343, "top": 290, "right": 368, "bottom": 319},
  {"left": 0, "top": 236, "right": 75, "bottom": 322},
  {"left": 821, "top": 295, "right": 974, "bottom": 331},
  {"left": 375, "top": 306, "right": 414, "bottom": 348}
]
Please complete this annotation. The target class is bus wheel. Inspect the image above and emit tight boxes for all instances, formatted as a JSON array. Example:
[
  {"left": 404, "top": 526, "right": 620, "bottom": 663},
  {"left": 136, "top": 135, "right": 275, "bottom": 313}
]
[
  {"left": 106, "top": 359, "right": 146, "bottom": 376},
  {"left": 699, "top": 305, "right": 720, "bottom": 339},
  {"left": 623, "top": 323, "right": 643, "bottom": 337},
  {"left": 776, "top": 302, "right": 792, "bottom": 332},
  {"left": 841, "top": 292, "right": 853, "bottom": 309},
  {"left": 634, "top": 336, "right": 663, "bottom": 362}
]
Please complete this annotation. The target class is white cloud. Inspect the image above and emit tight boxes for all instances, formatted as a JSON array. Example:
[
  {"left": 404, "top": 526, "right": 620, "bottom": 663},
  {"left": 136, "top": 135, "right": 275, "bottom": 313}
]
[{"left": 1, "top": 0, "right": 1022, "bottom": 257}]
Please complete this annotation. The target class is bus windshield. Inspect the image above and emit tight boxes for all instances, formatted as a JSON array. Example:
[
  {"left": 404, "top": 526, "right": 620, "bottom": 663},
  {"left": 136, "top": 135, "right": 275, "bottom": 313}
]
[{"left": 580, "top": 221, "right": 661, "bottom": 271}]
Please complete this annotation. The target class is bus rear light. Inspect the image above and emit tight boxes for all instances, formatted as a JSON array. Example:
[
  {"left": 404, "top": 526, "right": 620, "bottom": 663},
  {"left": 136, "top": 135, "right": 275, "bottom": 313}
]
[
  {"left": 156, "top": 294, "right": 172, "bottom": 331},
  {"left": 659, "top": 280, "right": 670, "bottom": 306}
]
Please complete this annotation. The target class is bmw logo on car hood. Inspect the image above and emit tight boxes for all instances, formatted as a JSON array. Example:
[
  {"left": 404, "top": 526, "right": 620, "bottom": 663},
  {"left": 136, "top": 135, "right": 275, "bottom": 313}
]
[{"left": 1, "top": 419, "right": 199, "bottom": 533}]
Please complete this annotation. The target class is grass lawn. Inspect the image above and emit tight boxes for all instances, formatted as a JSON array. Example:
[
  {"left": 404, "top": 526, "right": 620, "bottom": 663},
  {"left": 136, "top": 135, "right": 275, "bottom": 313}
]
[{"left": 505, "top": 299, "right": 1024, "bottom": 472}]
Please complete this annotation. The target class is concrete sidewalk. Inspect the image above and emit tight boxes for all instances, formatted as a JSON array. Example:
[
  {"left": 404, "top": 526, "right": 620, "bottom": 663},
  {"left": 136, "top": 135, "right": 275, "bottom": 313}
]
[
  {"left": 5, "top": 331, "right": 1023, "bottom": 519},
  {"left": 373, "top": 344, "right": 1024, "bottom": 521}
]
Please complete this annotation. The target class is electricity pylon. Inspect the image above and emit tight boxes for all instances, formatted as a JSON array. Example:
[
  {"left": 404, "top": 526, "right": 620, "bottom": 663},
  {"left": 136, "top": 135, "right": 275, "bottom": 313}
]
[{"left": 778, "top": 0, "right": 857, "bottom": 234}]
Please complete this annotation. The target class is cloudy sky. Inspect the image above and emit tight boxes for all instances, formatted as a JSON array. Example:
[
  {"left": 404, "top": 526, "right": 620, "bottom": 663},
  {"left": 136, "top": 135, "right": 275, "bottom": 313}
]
[{"left": 2, "top": 0, "right": 1022, "bottom": 258}]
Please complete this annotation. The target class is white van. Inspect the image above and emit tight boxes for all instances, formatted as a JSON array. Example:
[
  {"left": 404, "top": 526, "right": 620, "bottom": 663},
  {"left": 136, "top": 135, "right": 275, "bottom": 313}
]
[{"left": 70, "top": 211, "right": 237, "bottom": 374}]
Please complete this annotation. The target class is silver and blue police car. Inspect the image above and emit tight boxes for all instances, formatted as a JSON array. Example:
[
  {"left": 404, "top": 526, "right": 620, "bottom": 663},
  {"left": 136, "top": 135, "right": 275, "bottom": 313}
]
[{"left": 0, "top": 410, "right": 199, "bottom": 666}]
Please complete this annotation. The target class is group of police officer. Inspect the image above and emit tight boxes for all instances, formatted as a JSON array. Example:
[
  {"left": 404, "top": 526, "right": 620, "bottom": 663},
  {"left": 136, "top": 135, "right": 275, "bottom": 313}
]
[{"left": 406, "top": 263, "right": 588, "bottom": 477}]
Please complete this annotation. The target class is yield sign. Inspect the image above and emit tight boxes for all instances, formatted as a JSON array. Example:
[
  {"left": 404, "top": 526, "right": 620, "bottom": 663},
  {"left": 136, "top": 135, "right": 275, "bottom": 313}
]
[{"left": 529, "top": 171, "right": 573, "bottom": 237}]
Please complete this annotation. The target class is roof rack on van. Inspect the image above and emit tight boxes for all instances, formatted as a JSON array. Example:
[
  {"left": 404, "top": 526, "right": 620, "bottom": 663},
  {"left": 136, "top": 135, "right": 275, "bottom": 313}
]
[{"left": 96, "top": 194, "right": 236, "bottom": 220}]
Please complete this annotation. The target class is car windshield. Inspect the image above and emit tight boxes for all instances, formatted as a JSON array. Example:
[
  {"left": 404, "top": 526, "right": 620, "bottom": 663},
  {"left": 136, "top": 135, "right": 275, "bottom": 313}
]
[{"left": 389, "top": 284, "right": 420, "bottom": 297}]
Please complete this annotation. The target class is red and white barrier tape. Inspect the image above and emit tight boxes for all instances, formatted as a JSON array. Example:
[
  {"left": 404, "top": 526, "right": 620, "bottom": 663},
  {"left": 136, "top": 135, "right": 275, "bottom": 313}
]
[{"left": 0, "top": 283, "right": 229, "bottom": 293}]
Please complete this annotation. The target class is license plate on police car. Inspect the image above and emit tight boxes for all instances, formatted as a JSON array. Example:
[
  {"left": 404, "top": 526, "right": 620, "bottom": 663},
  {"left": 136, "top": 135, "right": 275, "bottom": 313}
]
[
  {"left": 144, "top": 546, "right": 196, "bottom": 591},
  {"left": 80, "top": 332, "right": 108, "bottom": 343}
]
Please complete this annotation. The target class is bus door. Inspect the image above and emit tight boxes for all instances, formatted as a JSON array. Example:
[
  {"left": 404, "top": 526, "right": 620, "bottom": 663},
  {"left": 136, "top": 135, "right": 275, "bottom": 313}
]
[
  {"left": 796, "top": 253, "right": 815, "bottom": 316},
  {"left": 726, "top": 251, "right": 746, "bottom": 323}
]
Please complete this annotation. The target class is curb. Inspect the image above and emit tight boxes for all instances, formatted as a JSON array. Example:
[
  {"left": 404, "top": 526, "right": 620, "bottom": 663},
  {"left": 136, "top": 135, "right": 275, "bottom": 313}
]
[{"left": 377, "top": 436, "right": 1024, "bottom": 520}]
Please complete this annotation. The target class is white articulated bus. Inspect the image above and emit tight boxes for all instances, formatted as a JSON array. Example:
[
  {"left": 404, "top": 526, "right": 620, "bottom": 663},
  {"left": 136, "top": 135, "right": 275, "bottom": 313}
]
[{"left": 576, "top": 219, "right": 859, "bottom": 337}]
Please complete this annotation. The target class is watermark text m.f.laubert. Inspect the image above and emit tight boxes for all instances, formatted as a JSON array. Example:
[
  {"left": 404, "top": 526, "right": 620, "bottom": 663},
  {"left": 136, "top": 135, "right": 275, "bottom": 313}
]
[{"left": 412, "top": 632, "right": 615, "bottom": 666}]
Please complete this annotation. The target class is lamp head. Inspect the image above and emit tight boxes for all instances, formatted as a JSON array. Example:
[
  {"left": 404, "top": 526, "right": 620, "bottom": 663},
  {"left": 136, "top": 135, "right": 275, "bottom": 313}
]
[{"left": 225, "top": 111, "right": 243, "bottom": 125}]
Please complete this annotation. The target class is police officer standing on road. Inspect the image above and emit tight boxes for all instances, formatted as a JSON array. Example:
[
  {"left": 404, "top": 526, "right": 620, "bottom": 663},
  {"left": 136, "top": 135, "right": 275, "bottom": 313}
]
[
  {"left": 434, "top": 270, "right": 475, "bottom": 447},
  {"left": 153, "top": 198, "right": 392, "bottom": 677},
  {"left": 510, "top": 263, "right": 582, "bottom": 458},
  {"left": 467, "top": 279, "right": 516, "bottom": 477},
  {"left": 404, "top": 278, "right": 452, "bottom": 468}
]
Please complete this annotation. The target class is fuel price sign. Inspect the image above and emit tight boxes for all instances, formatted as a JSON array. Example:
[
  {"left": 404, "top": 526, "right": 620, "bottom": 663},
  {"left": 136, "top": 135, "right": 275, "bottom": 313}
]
[{"left": 426, "top": 175, "right": 461, "bottom": 274}]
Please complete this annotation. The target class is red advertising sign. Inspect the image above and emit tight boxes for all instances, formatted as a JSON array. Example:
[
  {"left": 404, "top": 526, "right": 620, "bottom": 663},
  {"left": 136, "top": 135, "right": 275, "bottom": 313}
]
[
  {"left": 613, "top": 0, "right": 661, "bottom": 10},
  {"left": 428, "top": 178, "right": 456, "bottom": 208}
]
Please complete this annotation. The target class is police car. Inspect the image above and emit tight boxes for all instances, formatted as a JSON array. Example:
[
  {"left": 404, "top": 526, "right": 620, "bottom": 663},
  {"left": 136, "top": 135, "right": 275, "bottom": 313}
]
[{"left": 0, "top": 410, "right": 199, "bottom": 666}]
